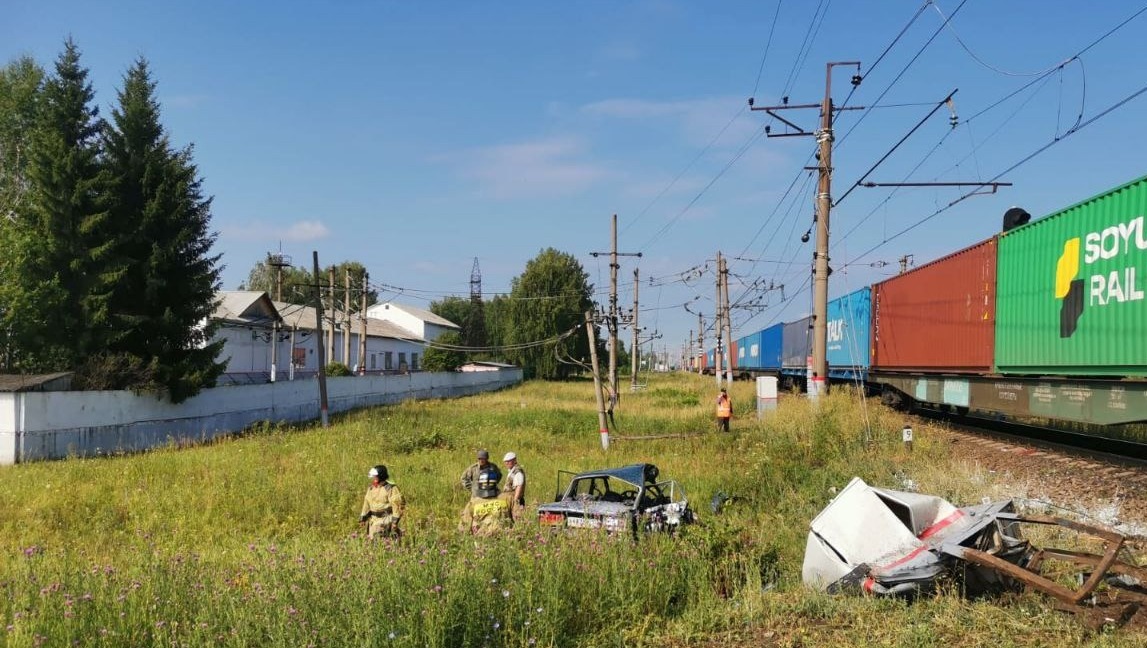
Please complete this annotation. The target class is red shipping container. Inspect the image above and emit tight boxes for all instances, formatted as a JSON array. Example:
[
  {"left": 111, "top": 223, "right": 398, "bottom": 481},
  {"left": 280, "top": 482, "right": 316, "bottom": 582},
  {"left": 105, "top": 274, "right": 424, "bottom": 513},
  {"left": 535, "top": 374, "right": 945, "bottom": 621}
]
[
  {"left": 872, "top": 237, "right": 997, "bottom": 372},
  {"left": 730, "top": 339, "right": 739, "bottom": 370}
]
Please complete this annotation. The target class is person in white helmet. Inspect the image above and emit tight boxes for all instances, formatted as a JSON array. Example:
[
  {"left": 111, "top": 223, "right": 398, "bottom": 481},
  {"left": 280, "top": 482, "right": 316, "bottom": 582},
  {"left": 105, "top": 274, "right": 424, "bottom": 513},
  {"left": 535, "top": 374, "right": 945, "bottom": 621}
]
[
  {"left": 502, "top": 451, "right": 526, "bottom": 521},
  {"left": 359, "top": 464, "right": 404, "bottom": 539}
]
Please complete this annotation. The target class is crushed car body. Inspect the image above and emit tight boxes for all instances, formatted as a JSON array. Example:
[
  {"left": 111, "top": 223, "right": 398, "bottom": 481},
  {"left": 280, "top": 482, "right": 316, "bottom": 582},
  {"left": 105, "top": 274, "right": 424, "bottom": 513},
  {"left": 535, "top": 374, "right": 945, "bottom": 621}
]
[
  {"left": 537, "top": 463, "right": 694, "bottom": 535},
  {"left": 803, "top": 477, "right": 1147, "bottom": 625}
]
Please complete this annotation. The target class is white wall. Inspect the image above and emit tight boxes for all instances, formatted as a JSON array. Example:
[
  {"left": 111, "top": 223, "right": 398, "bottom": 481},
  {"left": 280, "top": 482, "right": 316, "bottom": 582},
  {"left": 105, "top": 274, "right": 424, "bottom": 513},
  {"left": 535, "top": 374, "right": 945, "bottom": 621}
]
[{"left": 0, "top": 369, "right": 523, "bottom": 465}]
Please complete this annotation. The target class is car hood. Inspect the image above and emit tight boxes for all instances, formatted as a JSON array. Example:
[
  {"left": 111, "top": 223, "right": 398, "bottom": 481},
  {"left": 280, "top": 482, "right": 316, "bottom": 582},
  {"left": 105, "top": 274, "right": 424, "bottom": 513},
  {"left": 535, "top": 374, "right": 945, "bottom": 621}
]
[{"left": 537, "top": 500, "right": 633, "bottom": 517}]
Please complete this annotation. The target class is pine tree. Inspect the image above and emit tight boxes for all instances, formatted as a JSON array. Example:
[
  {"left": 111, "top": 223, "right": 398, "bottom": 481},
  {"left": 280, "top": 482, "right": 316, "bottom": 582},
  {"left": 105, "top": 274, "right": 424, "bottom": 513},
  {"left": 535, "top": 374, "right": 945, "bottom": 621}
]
[
  {"left": 99, "top": 57, "right": 225, "bottom": 401},
  {"left": 10, "top": 39, "right": 107, "bottom": 371}
]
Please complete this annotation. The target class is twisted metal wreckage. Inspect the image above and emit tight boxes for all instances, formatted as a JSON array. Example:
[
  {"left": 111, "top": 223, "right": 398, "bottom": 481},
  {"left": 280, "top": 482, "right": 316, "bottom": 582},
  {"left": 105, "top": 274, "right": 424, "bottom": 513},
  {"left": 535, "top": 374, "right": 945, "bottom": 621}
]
[{"left": 802, "top": 477, "right": 1147, "bottom": 627}]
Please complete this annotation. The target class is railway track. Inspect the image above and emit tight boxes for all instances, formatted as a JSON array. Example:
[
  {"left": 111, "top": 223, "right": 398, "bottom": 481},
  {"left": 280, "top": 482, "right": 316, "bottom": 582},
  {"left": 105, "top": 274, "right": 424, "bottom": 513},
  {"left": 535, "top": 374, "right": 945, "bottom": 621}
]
[{"left": 915, "top": 406, "right": 1147, "bottom": 506}]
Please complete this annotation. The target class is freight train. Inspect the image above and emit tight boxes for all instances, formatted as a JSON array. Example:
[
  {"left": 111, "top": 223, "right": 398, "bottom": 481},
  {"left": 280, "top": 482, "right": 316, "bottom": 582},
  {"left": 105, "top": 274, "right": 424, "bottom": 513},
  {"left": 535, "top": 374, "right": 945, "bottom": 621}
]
[{"left": 698, "top": 173, "right": 1147, "bottom": 436}]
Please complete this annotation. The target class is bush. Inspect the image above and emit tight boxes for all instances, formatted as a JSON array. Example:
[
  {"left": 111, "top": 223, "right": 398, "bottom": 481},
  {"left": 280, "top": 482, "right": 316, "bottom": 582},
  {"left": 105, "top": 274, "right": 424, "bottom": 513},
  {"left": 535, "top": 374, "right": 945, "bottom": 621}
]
[{"left": 325, "top": 361, "right": 352, "bottom": 376}]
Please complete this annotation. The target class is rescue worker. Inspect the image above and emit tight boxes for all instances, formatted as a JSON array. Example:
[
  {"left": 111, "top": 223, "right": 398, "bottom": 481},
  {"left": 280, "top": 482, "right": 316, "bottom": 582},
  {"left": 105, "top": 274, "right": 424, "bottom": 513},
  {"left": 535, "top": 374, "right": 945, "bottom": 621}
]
[
  {"left": 502, "top": 451, "right": 526, "bottom": 521},
  {"left": 460, "top": 449, "right": 497, "bottom": 496},
  {"left": 459, "top": 464, "right": 512, "bottom": 536},
  {"left": 716, "top": 388, "right": 732, "bottom": 432},
  {"left": 359, "top": 464, "right": 405, "bottom": 539}
]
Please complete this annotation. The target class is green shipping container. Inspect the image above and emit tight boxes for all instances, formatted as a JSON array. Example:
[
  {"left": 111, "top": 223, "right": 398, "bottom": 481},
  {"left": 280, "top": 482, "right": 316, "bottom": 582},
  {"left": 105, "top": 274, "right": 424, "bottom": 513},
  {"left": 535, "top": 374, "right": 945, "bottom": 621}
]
[{"left": 996, "top": 174, "right": 1147, "bottom": 376}]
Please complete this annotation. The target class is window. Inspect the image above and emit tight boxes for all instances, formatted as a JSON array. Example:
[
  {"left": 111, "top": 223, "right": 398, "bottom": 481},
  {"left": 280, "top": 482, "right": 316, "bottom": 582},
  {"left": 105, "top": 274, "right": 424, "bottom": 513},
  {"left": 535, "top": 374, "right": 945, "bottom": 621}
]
[
  {"left": 369, "top": 353, "right": 376, "bottom": 369},
  {"left": 384, "top": 352, "right": 393, "bottom": 370},
  {"left": 411, "top": 353, "right": 419, "bottom": 371},
  {"left": 398, "top": 352, "right": 407, "bottom": 372}
]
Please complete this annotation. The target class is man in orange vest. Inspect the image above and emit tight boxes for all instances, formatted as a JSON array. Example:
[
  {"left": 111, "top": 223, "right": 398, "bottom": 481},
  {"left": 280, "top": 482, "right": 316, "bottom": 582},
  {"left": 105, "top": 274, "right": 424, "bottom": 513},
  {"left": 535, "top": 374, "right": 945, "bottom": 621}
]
[{"left": 716, "top": 388, "right": 732, "bottom": 432}]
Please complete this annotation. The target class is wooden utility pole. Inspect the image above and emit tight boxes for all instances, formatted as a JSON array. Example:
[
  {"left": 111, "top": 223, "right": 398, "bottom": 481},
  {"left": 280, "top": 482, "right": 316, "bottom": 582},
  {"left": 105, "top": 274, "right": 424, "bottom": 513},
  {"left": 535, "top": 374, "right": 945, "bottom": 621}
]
[
  {"left": 721, "top": 253, "right": 734, "bottom": 386},
  {"left": 630, "top": 267, "right": 639, "bottom": 392},
  {"left": 312, "top": 252, "right": 330, "bottom": 427},
  {"left": 586, "top": 310, "right": 609, "bottom": 450}
]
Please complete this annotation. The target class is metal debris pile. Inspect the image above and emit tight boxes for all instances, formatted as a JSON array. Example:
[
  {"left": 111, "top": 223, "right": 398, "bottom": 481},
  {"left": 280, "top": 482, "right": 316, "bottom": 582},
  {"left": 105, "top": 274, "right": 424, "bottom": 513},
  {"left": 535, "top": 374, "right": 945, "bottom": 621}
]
[{"left": 803, "top": 477, "right": 1147, "bottom": 628}]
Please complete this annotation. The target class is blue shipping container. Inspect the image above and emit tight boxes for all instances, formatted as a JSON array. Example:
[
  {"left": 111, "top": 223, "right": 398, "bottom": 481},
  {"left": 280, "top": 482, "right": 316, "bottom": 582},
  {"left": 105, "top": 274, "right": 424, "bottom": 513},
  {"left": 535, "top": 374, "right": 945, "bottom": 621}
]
[
  {"left": 759, "top": 323, "right": 784, "bottom": 370},
  {"left": 826, "top": 287, "right": 872, "bottom": 379},
  {"left": 735, "top": 332, "right": 759, "bottom": 370}
]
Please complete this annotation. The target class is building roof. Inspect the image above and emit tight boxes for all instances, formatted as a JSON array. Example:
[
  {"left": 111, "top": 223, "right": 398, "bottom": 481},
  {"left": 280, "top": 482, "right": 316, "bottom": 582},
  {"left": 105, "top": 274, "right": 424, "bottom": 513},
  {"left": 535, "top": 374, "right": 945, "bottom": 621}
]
[
  {"left": 373, "top": 302, "right": 460, "bottom": 329},
  {"left": 214, "top": 291, "right": 281, "bottom": 325},
  {"left": 0, "top": 372, "right": 73, "bottom": 392},
  {"left": 461, "top": 361, "right": 517, "bottom": 369},
  {"left": 274, "top": 301, "right": 424, "bottom": 343}
]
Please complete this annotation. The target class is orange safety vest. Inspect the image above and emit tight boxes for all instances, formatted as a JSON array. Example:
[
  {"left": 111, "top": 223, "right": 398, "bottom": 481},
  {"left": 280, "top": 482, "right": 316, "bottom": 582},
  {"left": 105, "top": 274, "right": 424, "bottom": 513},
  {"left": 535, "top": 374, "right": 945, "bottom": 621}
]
[{"left": 717, "top": 395, "right": 731, "bottom": 418}]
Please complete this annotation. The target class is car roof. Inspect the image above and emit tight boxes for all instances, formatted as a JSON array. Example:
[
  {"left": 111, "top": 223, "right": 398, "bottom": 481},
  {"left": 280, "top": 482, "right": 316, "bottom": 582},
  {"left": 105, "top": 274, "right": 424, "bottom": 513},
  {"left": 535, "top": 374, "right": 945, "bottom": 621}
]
[{"left": 568, "top": 463, "right": 657, "bottom": 485}]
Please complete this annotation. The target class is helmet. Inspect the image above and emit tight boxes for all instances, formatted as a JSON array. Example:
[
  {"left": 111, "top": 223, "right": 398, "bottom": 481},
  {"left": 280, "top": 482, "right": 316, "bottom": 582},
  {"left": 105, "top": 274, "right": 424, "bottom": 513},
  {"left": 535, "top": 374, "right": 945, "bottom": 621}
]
[
  {"left": 476, "top": 464, "right": 502, "bottom": 498},
  {"left": 368, "top": 465, "right": 388, "bottom": 481}
]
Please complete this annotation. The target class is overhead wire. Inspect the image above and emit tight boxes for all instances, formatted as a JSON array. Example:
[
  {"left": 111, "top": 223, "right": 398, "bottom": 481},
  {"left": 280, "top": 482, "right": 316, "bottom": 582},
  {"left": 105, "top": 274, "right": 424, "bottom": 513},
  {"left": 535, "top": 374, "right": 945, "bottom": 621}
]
[{"left": 845, "top": 79, "right": 1147, "bottom": 267}]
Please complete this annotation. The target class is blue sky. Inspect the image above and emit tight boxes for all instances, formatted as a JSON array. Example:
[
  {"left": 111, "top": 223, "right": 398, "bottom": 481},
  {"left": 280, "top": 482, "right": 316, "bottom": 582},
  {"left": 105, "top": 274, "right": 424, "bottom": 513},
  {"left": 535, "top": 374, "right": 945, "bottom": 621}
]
[{"left": 6, "top": 1, "right": 1147, "bottom": 361}]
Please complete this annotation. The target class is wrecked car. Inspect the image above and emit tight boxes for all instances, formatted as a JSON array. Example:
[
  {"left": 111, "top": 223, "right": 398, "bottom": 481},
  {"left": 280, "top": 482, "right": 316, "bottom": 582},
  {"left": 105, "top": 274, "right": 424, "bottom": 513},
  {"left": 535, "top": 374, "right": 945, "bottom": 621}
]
[
  {"left": 803, "top": 477, "right": 1147, "bottom": 625},
  {"left": 537, "top": 463, "right": 694, "bottom": 535}
]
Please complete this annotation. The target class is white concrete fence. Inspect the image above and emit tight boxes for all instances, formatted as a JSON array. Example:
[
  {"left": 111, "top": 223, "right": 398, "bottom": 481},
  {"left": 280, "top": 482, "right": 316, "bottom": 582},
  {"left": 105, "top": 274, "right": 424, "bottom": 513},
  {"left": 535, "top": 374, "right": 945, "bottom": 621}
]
[{"left": 0, "top": 369, "right": 523, "bottom": 465}]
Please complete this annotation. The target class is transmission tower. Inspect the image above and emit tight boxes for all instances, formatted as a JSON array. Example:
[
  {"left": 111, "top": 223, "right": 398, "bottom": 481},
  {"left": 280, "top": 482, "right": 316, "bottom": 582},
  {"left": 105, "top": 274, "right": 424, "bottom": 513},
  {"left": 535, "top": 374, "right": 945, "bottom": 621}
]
[{"left": 466, "top": 257, "right": 487, "bottom": 350}]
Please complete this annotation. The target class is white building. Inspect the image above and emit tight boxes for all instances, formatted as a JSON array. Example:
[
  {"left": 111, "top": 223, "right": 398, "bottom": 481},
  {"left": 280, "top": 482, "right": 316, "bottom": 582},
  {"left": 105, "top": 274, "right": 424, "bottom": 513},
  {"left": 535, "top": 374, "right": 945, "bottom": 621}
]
[
  {"left": 211, "top": 292, "right": 458, "bottom": 383},
  {"left": 367, "top": 302, "right": 460, "bottom": 342}
]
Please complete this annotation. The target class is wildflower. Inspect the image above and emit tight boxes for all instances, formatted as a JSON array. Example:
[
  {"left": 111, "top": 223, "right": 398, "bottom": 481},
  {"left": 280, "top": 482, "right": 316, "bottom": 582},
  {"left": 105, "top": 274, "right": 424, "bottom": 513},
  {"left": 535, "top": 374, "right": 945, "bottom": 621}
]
[
  {"left": 388, "top": 631, "right": 396, "bottom": 640},
  {"left": 529, "top": 639, "right": 537, "bottom": 646},
  {"left": 502, "top": 589, "right": 510, "bottom": 598},
  {"left": 536, "top": 607, "right": 544, "bottom": 613},
  {"left": 493, "top": 622, "right": 501, "bottom": 630},
  {"left": 431, "top": 585, "right": 443, "bottom": 594},
  {"left": 490, "top": 578, "right": 498, "bottom": 584}
]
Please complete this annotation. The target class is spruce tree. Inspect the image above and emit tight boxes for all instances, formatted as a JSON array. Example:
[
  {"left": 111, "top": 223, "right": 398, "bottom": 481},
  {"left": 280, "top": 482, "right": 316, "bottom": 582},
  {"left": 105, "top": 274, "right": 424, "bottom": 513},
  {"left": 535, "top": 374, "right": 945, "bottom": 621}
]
[
  {"left": 12, "top": 39, "right": 107, "bottom": 371},
  {"left": 100, "top": 57, "right": 225, "bottom": 401}
]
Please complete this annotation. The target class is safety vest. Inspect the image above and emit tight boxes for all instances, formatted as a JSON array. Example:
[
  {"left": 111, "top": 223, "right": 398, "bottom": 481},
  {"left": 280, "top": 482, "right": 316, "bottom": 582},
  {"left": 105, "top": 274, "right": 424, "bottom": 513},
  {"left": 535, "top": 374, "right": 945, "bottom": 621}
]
[{"left": 717, "top": 396, "right": 731, "bottom": 418}]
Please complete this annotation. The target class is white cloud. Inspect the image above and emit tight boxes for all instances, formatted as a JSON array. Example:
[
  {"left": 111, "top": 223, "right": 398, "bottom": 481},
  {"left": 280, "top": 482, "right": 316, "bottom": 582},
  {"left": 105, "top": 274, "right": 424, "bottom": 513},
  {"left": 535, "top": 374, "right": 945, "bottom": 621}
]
[
  {"left": 456, "top": 136, "right": 608, "bottom": 199},
  {"left": 221, "top": 219, "right": 330, "bottom": 243}
]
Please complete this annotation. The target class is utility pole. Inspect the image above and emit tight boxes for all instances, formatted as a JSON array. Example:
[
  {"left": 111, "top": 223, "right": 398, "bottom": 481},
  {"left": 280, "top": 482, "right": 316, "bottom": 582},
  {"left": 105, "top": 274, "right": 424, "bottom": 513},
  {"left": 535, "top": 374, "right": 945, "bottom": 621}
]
[
  {"left": 751, "top": 60, "right": 862, "bottom": 401},
  {"left": 586, "top": 310, "right": 609, "bottom": 451},
  {"left": 327, "top": 267, "right": 336, "bottom": 363},
  {"left": 721, "top": 254, "right": 734, "bottom": 386},
  {"left": 714, "top": 251, "right": 724, "bottom": 389},
  {"left": 359, "top": 270, "right": 368, "bottom": 373},
  {"left": 312, "top": 252, "right": 330, "bottom": 428},
  {"left": 899, "top": 254, "right": 914, "bottom": 274},
  {"left": 267, "top": 252, "right": 291, "bottom": 383},
  {"left": 589, "top": 214, "right": 641, "bottom": 406},
  {"left": 697, "top": 313, "right": 704, "bottom": 375},
  {"left": 343, "top": 269, "right": 352, "bottom": 366},
  {"left": 630, "top": 267, "right": 639, "bottom": 392}
]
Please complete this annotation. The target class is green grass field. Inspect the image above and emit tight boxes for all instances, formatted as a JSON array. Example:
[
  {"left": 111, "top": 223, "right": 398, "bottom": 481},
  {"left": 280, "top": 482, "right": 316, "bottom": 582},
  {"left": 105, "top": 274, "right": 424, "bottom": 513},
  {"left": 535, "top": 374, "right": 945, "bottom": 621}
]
[{"left": 0, "top": 373, "right": 1138, "bottom": 647}]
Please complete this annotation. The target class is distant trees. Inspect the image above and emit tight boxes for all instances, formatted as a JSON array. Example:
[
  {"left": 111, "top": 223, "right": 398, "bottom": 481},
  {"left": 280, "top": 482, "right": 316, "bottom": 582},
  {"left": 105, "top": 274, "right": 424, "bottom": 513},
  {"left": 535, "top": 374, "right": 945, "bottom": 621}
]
[
  {"left": 241, "top": 258, "right": 377, "bottom": 307},
  {"left": 422, "top": 331, "right": 465, "bottom": 372},
  {"left": 0, "top": 41, "right": 224, "bottom": 402},
  {"left": 504, "top": 248, "right": 594, "bottom": 380}
]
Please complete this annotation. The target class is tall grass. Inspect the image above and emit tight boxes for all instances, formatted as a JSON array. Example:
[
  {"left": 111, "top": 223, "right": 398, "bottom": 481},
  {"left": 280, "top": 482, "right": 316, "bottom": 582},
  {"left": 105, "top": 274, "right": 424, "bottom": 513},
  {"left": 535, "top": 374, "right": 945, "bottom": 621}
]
[{"left": 0, "top": 374, "right": 1131, "bottom": 646}]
